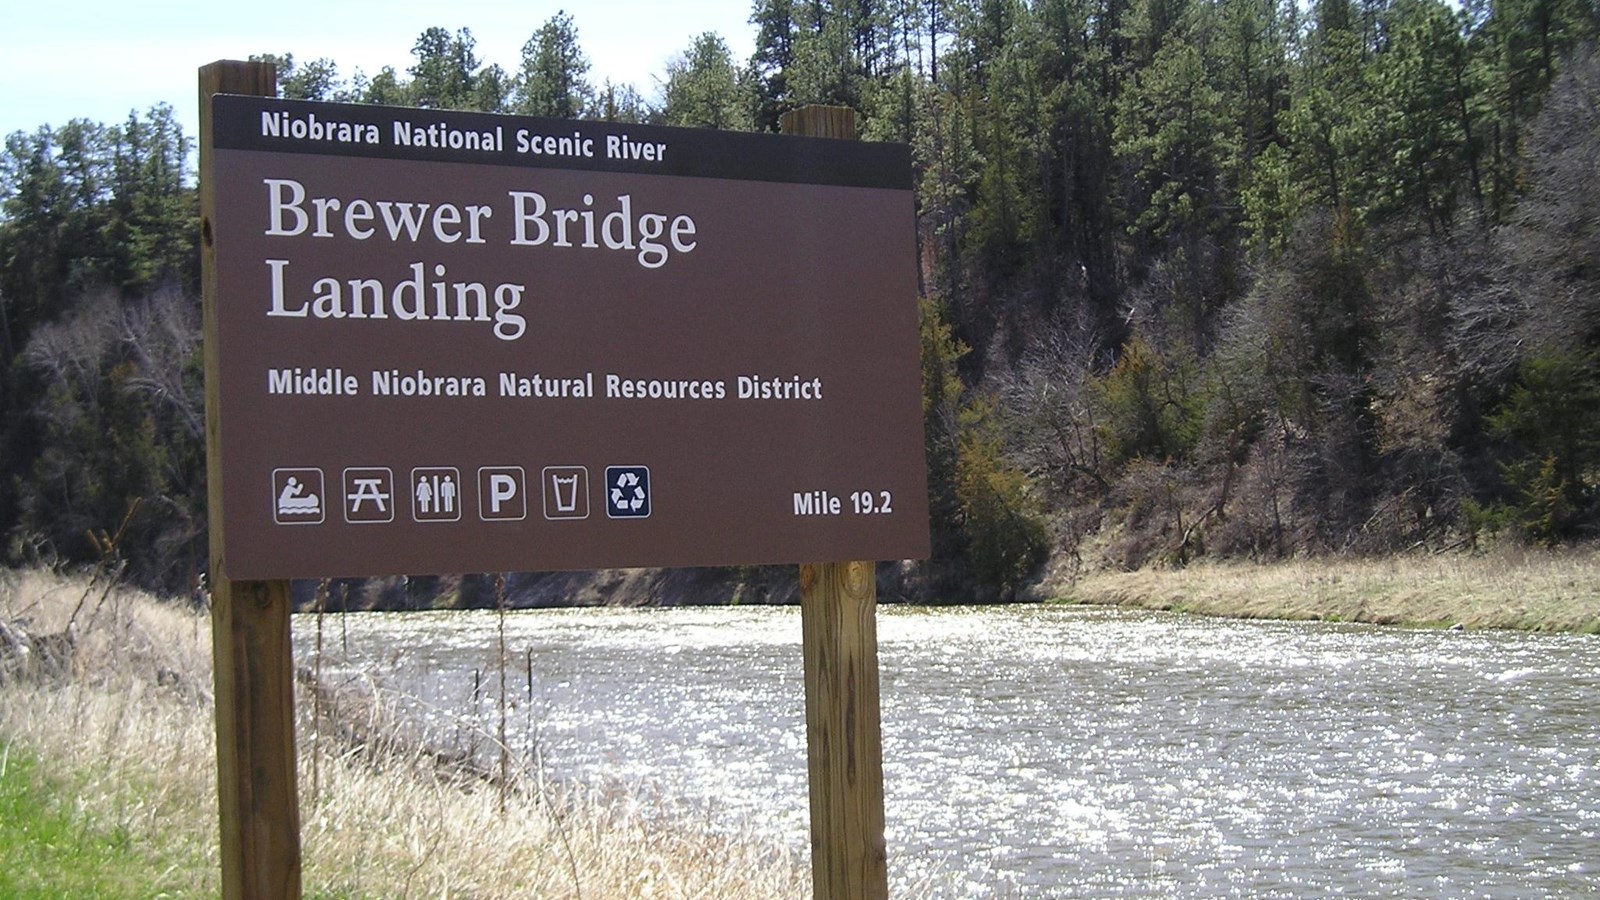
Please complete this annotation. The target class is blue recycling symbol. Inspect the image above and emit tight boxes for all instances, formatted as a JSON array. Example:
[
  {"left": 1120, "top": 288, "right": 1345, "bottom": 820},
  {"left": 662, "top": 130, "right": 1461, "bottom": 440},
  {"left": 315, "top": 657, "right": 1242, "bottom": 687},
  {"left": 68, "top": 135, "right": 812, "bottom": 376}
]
[{"left": 605, "top": 466, "right": 651, "bottom": 518}]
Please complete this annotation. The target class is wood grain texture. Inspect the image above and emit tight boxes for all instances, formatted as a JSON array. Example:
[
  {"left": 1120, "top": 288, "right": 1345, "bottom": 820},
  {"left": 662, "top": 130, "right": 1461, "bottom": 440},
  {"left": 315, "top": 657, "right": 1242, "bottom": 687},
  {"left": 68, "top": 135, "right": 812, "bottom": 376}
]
[
  {"left": 786, "top": 100, "right": 887, "bottom": 900},
  {"left": 780, "top": 106, "right": 859, "bottom": 141},
  {"left": 800, "top": 561, "right": 889, "bottom": 900},
  {"left": 201, "top": 60, "right": 303, "bottom": 900}
]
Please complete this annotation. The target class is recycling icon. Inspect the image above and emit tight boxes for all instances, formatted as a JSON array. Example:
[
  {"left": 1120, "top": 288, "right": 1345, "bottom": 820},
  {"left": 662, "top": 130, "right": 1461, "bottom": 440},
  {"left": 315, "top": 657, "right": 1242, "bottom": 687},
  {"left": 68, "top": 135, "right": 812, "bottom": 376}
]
[
  {"left": 604, "top": 466, "right": 651, "bottom": 518},
  {"left": 612, "top": 473, "right": 645, "bottom": 510}
]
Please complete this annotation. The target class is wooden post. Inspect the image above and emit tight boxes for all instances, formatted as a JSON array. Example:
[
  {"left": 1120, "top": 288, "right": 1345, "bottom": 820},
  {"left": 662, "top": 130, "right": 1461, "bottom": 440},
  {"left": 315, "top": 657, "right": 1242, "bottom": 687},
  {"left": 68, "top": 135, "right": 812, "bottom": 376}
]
[
  {"left": 798, "top": 560, "right": 889, "bottom": 900},
  {"left": 783, "top": 105, "right": 890, "bottom": 900},
  {"left": 200, "top": 60, "right": 303, "bottom": 900}
]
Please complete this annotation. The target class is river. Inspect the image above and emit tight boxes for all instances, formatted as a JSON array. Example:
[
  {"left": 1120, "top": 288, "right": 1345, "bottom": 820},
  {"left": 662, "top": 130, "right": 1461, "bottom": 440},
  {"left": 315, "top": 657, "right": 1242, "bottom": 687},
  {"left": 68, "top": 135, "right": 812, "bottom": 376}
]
[{"left": 293, "top": 604, "right": 1600, "bottom": 897}]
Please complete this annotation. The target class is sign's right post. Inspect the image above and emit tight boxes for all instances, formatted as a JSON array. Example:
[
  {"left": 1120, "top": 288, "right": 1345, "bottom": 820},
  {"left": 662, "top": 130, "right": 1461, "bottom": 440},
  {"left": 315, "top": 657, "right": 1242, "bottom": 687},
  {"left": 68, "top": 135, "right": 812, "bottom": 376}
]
[{"left": 782, "top": 105, "right": 891, "bottom": 900}]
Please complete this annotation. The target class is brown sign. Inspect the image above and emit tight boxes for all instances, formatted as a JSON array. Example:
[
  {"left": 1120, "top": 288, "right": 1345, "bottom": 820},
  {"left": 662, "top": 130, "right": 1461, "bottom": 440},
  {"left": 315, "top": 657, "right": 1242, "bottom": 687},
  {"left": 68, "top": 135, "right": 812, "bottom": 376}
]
[{"left": 207, "top": 96, "right": 929, "bottom": 579}]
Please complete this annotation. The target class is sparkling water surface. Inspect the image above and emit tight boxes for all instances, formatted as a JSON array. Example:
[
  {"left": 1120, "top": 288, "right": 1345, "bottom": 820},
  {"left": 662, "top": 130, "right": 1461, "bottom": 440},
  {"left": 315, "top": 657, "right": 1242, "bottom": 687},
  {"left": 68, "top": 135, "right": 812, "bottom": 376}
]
[{"left": 296, "top": 604, "right": 1600, "bottom": 897}]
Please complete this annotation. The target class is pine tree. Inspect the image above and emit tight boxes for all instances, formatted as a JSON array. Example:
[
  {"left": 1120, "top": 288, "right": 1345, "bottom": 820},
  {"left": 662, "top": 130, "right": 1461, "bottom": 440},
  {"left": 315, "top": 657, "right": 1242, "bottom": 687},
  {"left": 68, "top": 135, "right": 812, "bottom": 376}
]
[
  {"left": 662, "top": 33, "right": 755, "bottom": 130},
  {"left": 513, "top": 12, "right": 594, "bottom": 118}
]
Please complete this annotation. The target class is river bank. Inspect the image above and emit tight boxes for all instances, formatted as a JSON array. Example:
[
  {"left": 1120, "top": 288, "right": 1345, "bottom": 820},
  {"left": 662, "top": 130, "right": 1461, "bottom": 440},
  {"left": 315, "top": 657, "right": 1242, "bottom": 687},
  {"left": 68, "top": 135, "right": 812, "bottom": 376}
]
[
  {"left": 0, "top": 569, "right": 807, "bottom": 897},
  {"left": 1055, "top": 547, "right": 1600, "bottom": 632}
]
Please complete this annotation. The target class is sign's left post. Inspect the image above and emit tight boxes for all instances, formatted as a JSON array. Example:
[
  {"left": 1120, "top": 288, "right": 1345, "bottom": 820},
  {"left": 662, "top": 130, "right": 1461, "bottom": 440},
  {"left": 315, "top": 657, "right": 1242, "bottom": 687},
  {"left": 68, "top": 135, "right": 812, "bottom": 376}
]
[{"left": 200, "top": 60, "right": 302, "bottom": 900}]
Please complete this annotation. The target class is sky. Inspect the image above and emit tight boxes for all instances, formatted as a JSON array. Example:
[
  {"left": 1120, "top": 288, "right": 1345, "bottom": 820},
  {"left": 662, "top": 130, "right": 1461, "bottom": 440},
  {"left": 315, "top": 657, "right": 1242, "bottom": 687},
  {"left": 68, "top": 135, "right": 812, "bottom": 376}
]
[{"left": 0, "top": 0, "right": 757, "bottom": 141}]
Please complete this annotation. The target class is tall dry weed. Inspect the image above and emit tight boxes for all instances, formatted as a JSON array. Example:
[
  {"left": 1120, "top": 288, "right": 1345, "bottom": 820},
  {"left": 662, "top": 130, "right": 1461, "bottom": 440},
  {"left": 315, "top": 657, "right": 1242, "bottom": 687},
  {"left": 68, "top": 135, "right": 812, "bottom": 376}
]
[{"left": 1, "top": 569, "right": 808, "bottom": 898}]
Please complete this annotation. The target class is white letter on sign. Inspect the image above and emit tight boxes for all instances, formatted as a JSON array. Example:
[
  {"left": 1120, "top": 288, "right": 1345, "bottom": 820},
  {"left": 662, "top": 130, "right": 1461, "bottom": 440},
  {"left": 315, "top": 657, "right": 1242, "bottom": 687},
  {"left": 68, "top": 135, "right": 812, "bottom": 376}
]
[
  {"left": 508, "top": 191, "right": 550, "bottom": 246},
  {"left": 265, "top": 178, "right": 308, "bottom": 236},
  {"left": 488, "top": 474, "right": 517, "bottom": 513},
  {"left": 265, "top": 259, "right": 308, "bottom": 317}
]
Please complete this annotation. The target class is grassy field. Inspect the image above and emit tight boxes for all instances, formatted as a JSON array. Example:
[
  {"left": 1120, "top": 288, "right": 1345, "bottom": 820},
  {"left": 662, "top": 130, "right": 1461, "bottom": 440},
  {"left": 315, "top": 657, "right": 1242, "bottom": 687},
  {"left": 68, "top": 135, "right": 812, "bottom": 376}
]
[
  {"left": 0, "top": 743, "right": 212, "bottom": 898},
  {"left": 1061, "top": 547, "right": 1600, "bottom": 632},
  {"left": 0, "top": 569, "right": 808, "bottom": 898}
]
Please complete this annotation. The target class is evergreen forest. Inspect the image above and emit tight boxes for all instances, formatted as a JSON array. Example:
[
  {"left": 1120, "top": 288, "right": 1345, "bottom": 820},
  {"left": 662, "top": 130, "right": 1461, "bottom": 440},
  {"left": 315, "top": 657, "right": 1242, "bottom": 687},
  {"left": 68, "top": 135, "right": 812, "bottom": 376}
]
[{"left": 3, "top": 0, "right": 1598, "bottom": 601}]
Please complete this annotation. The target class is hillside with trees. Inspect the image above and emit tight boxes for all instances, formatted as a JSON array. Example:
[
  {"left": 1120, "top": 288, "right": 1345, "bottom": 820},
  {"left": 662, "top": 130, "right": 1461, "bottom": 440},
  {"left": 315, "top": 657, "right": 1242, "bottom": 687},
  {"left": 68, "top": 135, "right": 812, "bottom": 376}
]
[{"left": 2, "top": 1, "right": 1598, "bottom": 603}]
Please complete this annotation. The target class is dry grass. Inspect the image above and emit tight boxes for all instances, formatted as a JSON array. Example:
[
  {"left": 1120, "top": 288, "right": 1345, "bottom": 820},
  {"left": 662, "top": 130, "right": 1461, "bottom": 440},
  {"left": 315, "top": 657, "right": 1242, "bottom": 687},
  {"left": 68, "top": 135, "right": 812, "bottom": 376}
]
[
  {"left": 1061, "top": 546, "right": 1600, "bottom": 632},
  {"left": 1, "top": 569, "right": 808, "bottom": 898}
]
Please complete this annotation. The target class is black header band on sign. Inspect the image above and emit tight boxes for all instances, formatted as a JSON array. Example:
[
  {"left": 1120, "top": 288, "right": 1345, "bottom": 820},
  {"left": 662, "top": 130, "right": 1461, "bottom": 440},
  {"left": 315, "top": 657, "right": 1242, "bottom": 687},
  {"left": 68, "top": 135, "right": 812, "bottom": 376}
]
[{"left": 210, "top": 95, "right": 913, "bottom": 191}]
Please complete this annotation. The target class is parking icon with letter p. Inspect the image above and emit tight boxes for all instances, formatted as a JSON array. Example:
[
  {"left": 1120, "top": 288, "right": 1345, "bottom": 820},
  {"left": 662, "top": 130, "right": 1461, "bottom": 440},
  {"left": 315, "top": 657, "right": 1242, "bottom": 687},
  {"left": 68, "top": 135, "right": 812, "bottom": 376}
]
[{"left": 477, "top": 466, "right": 526, "bottom": 521}]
